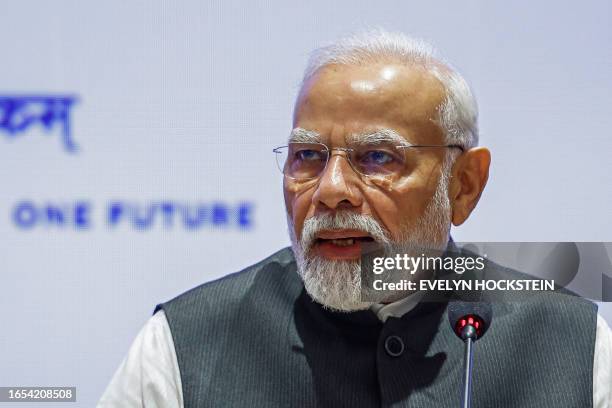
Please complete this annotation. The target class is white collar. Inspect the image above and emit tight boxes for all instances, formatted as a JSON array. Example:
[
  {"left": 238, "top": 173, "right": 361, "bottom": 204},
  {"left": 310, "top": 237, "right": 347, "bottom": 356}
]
[{"left": 369, "top": 291, "right": 425, "bottom": 322}]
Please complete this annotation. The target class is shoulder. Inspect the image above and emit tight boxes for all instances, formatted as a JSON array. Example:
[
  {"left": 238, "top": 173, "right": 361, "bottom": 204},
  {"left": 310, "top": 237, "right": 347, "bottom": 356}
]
[
  {"left": 98, "top": 310, "right": 183, "bottom": 408},
  {"left": 156, "top": 247, "right": 299, "bottom": 318},
  {"left": 473, "top": 260, "right": 599, "bottom": 336}
]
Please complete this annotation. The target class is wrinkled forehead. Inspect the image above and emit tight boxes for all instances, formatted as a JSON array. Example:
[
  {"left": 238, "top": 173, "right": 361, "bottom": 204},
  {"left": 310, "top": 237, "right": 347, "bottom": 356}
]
[{"left": 288, "top": 127, "right": 411, "bottom": 146}]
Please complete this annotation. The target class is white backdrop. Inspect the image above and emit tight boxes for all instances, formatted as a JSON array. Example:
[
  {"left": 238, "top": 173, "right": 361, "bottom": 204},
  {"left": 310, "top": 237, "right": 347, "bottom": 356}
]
[{"left": 1, "top": 1, "right": 611, "bottom": 406}]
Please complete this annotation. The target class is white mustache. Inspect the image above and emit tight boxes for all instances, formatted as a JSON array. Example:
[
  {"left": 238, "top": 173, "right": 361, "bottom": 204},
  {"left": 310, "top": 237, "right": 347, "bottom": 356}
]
[{"left": 300, "top": 211, "right": 390, "bottom": 256}]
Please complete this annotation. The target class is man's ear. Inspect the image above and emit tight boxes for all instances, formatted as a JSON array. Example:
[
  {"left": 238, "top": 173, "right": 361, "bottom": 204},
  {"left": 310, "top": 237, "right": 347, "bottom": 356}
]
[{"left": 449, "top": 147, "right": 491, "bottom": 226}]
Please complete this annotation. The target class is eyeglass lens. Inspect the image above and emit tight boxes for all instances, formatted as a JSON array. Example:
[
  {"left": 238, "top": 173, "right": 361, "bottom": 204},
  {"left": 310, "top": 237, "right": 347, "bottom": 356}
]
[{"left": 276, "top": 142, "right": 408, "bottom": 179}]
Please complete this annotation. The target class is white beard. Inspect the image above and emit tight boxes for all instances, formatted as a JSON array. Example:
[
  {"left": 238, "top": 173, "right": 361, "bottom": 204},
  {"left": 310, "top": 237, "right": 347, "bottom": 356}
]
[{"left": 288, "top": 168, "right": 453, "bottom": 312}]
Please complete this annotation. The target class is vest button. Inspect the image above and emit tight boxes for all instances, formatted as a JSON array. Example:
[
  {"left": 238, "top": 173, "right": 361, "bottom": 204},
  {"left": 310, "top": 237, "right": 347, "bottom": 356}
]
[{"left": 384, "top": 335, "right": 405, "bottom": 357}]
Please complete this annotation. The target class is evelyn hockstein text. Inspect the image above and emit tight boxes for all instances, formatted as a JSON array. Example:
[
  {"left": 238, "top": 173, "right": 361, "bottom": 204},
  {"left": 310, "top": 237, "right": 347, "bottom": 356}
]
[{"left": 371, "top": 278, "right": 556, "bottom": 292}]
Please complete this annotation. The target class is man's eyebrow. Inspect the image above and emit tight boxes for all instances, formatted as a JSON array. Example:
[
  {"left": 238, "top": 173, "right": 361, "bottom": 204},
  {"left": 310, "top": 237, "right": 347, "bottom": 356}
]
[
  {"left": 288, "top": 128, "right": 322, "bottom": 143},
  {"left": 348, "top": 129, "right": 410, "bottom": 146}
]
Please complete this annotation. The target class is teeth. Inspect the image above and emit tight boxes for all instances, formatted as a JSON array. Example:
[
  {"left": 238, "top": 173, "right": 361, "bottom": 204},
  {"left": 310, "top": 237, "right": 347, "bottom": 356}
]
[{"left": 330, "top": 238, "right": 355, "bottom": 246}]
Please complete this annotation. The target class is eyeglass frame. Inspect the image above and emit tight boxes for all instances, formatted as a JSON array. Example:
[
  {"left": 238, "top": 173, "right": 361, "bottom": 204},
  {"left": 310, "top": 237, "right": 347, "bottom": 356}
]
[{"left": 273, "top": 141, "right": 465, "bottom": 181}]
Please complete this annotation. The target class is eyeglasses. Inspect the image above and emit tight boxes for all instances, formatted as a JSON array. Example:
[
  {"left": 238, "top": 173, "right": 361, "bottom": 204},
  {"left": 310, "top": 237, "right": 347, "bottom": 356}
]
[{"left": 273, "top": 142, "right": 464, "bottom": 180}]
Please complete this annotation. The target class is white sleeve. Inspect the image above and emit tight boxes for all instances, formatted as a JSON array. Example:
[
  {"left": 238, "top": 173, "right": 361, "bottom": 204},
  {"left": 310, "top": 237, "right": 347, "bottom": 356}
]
[
  {"left": 97, "top": 310, "right": 183, "bottom": 408},
  {"left": 594, "top": 313, "right": 612, "bottom": 408}
]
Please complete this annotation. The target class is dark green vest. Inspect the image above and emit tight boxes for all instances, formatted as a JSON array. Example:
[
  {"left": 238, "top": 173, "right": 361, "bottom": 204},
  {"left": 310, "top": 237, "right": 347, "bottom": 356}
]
[{"left": 156, "top": 247, "right": 597, "bottom": 407}]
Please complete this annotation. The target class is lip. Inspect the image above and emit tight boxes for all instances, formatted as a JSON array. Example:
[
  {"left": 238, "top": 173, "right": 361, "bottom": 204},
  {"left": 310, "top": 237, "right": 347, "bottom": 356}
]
[
  {"left": 315, "top": 229, "right": 372, "bottom": 240},
  {"left": 312, "top": 230, "right": 374, "bottom": 260}
]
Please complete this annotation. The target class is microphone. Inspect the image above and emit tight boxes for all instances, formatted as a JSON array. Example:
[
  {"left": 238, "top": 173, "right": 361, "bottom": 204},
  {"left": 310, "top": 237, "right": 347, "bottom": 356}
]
[{"left": 448, "top": 301, "right": 493, "bottom": 408}]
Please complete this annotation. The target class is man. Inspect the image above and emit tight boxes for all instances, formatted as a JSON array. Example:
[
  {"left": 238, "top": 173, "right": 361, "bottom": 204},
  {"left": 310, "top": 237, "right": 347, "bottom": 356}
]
[{"left": 99, "top": 30, "right": 611, "bottom": 407}]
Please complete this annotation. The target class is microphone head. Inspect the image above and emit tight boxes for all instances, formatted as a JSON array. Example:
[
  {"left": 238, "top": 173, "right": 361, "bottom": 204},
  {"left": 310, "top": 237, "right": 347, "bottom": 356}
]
[{"left": 448, "top": 301, "right": 493, "bottom": 341}]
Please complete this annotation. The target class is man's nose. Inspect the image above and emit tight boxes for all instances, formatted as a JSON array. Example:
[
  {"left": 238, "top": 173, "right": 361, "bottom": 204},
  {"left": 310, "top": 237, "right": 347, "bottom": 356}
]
[{"left": 312, "top": 152, "right": 363, "bottom": 210}]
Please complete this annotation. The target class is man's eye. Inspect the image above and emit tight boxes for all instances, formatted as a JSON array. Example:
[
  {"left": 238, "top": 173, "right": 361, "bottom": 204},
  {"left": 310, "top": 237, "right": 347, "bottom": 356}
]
[
  {"left": 361, "top": 150, "right": 395, "bottom": 165},
  {"left": 295, "top": 150, "right": 323, "bottom": 161}
]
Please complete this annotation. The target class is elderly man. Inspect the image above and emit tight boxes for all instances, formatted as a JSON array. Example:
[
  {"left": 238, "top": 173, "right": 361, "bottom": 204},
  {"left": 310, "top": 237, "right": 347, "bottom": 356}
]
[{"left": 99, "top": 30, "right": 611, "bottom": 407}]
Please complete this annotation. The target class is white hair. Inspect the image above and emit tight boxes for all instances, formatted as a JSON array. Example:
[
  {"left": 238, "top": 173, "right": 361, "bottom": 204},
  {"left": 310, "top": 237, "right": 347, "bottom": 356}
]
[{"left": 300, "top": 29, "right": 479, "bottom": 149}]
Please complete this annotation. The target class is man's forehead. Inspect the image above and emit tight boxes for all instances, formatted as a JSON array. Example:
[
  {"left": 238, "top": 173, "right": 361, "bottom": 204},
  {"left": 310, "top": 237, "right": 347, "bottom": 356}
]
[
  {"left": 293, "top": 63, "right": 447, "bottom": 144},
  {"left": 301, "top": 62, "right": 445, "bottom": 107}
]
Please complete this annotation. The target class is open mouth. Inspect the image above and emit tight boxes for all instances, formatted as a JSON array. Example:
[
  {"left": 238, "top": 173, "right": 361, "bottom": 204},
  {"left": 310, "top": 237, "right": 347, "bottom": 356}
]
[{"left": 313, "top": 231, "right": 375, "bottom": 260}]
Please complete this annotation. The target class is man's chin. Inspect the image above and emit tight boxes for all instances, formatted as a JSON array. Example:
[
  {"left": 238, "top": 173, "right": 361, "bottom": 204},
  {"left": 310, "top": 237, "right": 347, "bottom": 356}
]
[{"left": 296, "top": 254, "right": 374, "bottom": 312}]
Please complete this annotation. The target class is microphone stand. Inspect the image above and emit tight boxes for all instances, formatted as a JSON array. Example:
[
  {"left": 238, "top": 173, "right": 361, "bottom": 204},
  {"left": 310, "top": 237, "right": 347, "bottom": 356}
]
[{"left": 460, "top": 325, "right": 477, "bottom": 408}]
